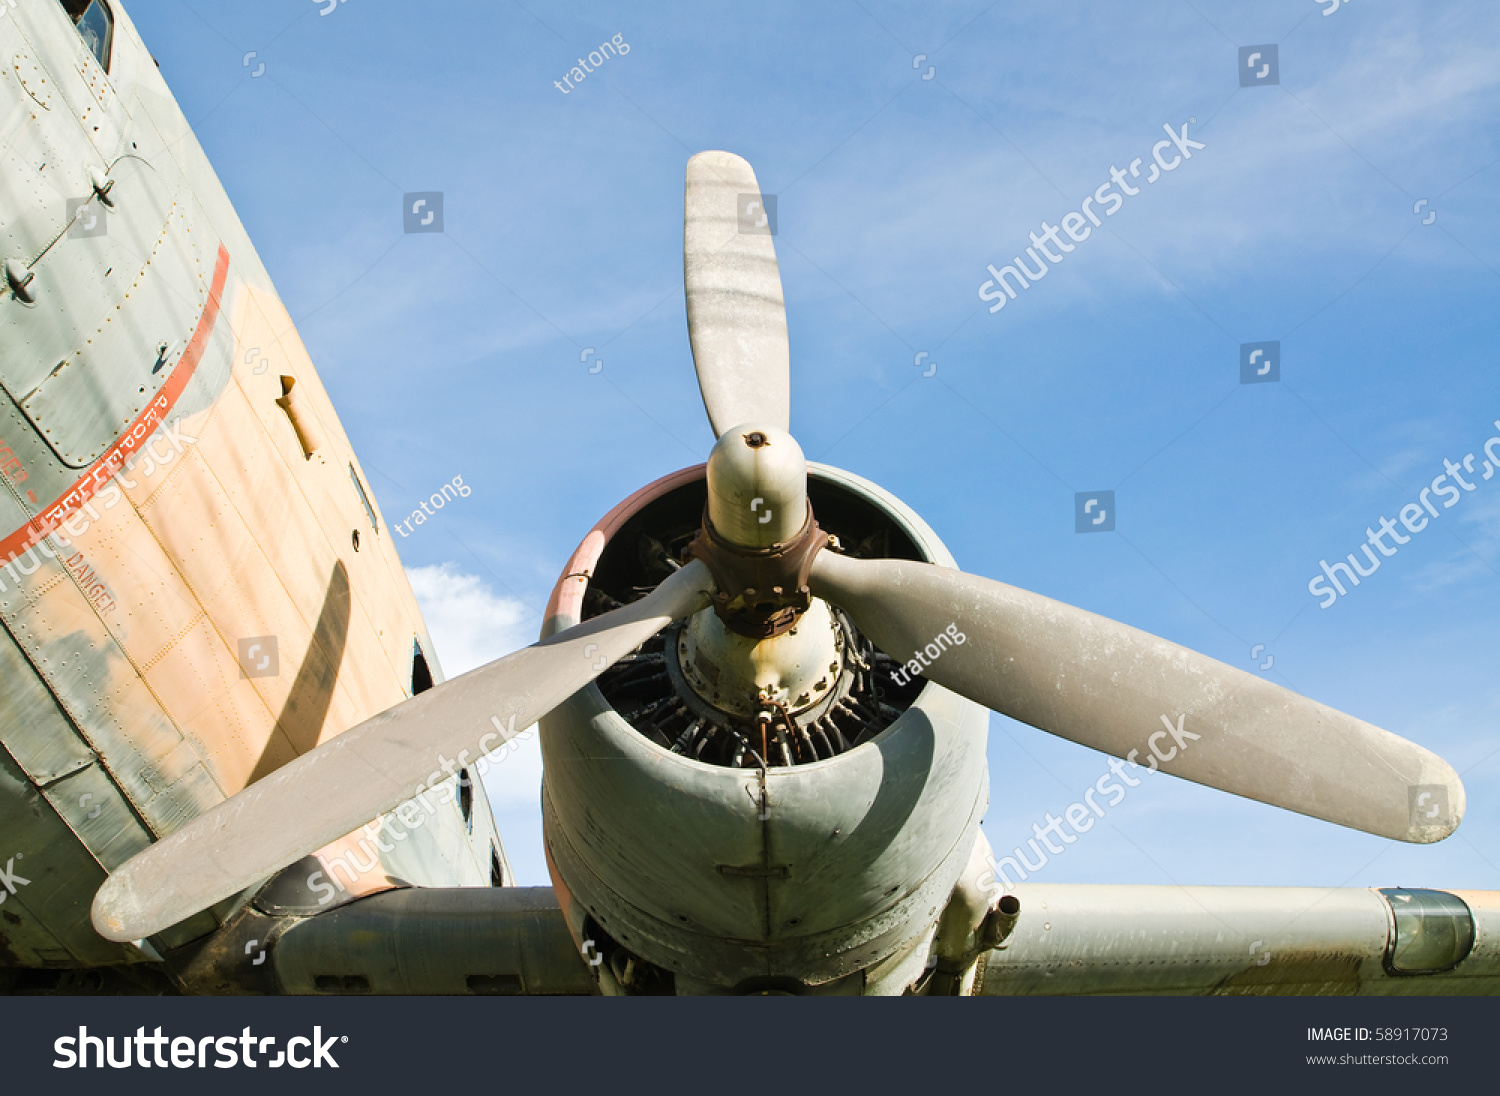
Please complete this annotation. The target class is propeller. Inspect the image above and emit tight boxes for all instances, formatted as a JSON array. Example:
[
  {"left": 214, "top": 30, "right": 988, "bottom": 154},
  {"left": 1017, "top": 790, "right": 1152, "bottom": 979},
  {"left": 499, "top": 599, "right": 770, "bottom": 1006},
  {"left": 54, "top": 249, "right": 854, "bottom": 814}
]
[
  {"left": 808, "top": 551, "right": 1463, "bottom": 844},
  {"left": 91, "top": 560, "right": 714, "bottom": 943},
  {"left": 684, "top": 150, "right": 790, "bottom": 437},
  {"left": 92, "top": 147, "right": 1463, "bottom": 948}
]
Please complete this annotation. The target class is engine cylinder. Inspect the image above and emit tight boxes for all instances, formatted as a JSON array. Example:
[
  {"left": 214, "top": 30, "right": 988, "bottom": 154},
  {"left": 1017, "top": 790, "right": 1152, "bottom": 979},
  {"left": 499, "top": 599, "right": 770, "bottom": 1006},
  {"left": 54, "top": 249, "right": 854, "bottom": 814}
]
[{"left": 677, "top": 597, "right": 842, "bottom": 720}]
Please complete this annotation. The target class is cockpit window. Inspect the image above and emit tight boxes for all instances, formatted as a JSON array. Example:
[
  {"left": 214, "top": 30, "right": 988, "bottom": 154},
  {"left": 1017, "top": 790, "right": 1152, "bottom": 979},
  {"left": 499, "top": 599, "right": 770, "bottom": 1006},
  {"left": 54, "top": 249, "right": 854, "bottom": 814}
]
[{"left": 59, "top": 0, "right": 114, "bottom": 72}]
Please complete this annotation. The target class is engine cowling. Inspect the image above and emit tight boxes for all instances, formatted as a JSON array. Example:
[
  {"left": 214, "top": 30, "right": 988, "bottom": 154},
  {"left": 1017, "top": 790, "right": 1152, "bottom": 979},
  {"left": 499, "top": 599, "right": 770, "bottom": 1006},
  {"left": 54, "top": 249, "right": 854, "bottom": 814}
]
[{"left": 539, "top": 462, "right": 990, "bottom": 994}]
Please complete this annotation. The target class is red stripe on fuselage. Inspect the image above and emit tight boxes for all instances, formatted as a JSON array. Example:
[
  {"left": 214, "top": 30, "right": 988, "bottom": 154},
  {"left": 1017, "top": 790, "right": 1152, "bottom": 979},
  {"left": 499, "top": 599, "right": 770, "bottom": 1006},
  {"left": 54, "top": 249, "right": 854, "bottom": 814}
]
[{"left": 0, "top": 243, "right": 231, "bottom": 563}]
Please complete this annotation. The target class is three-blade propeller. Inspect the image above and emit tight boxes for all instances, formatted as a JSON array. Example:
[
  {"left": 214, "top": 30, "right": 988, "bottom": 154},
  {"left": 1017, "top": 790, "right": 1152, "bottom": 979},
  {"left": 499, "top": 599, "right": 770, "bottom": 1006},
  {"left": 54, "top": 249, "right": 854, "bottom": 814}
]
[{"left": 91, "top": 151, "right": 1462, "bottom": 946}]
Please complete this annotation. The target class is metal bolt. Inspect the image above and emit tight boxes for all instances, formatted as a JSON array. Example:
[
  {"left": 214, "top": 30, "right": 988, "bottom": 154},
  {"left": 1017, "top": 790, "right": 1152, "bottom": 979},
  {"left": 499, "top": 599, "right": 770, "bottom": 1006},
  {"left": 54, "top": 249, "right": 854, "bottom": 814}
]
[{"left": 5, "top": 260, "right": 35, "bottom": 303}]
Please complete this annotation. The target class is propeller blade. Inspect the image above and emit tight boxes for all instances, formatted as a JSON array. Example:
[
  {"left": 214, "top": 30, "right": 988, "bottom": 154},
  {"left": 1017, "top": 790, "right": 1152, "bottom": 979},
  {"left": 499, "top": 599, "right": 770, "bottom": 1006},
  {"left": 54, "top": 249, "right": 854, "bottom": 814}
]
[
  {"left": 684, "top": 150, "right": 790, "bottom": 438},
  {"left": 91, "top": 560, "right": 715, "bottom": 944},
  {"left": 809, "top": 551, "right": 1463, "bottom": 844}
]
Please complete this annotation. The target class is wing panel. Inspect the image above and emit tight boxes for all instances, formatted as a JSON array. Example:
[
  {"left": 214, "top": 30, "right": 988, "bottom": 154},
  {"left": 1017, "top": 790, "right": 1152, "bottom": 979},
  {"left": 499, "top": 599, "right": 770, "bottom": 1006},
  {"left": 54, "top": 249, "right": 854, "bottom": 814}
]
[
  {"left": 977, "top": 884, "right": 1500, "bottom": 996},
  {"left": 268, "top": 887, "right": 593, "bottom": 996}
]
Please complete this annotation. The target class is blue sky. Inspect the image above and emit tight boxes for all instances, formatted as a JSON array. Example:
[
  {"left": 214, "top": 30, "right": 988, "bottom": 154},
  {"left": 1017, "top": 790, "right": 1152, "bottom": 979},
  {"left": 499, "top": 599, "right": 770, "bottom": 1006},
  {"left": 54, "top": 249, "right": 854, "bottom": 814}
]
[{"left": 129, "top": 0, "right": 1500, "bottom": 891}]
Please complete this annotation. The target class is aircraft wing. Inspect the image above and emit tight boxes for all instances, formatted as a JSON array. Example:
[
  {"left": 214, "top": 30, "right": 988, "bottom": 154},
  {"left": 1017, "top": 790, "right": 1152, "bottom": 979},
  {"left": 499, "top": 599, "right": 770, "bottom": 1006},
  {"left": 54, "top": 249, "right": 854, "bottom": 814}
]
[
  {"left": 167, "top": 879, "right": 1499, "bottom": 996},
  {"left": 170, "top": 886, "right": 594, "bottom": 995},
  {"left": 975, "top": 884, "right": 1500, "bottom": 995}
]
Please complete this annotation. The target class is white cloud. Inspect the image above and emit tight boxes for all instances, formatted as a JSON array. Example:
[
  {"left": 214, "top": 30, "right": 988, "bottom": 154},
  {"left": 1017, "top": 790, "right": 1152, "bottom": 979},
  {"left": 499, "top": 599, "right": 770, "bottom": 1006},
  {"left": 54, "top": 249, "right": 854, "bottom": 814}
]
[
  {"left": 405, "top": 562, "right": 536, "bottom": 677},
  {"left": 406, "top": 563, "right": 549, "bottom": 882}
]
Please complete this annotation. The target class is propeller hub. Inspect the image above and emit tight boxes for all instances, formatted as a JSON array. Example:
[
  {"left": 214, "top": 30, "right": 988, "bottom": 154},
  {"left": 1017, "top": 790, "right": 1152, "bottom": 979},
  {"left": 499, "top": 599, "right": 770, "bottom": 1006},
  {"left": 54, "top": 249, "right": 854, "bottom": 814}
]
[
  {"left": 689, "top": 426, "right": 829, "bottom": 640},
  {"left": 705, "top": 423, "right": 808, "bottom": 550}
]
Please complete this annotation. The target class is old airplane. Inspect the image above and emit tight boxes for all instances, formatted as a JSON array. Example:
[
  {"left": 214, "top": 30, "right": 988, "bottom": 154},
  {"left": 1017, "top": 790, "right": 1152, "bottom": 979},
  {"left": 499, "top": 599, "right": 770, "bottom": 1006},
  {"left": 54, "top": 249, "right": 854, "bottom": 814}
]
[{"left": 2, "top": 0, "right": 1494, "bottom": 995}]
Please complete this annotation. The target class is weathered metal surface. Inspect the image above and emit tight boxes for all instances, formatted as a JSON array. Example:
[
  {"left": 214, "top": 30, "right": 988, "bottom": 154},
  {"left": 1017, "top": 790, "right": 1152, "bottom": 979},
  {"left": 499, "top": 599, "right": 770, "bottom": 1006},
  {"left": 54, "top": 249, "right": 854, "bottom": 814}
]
[
  {"left": 810, "top": 551, "right": 1464, "bottom": 844},
  {"left": 976, "top": 884, "right": 1500, "bottom": 996},
  {"left": 0, "top": 0, "right": 498, "bottom": 970},
  {"left": 269, "top": 887, "right": 593, "bottom": 996},
  {"left": 0, "top": 742, "right": 141, "bottom": 969},
  {"left": 91, "top": 560, "right": 714, "bottom": 942}
]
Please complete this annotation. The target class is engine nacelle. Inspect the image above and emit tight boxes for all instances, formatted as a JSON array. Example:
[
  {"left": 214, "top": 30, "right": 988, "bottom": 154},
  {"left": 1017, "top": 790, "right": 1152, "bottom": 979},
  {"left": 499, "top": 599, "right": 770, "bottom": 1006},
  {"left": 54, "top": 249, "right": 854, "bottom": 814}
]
[{"left": 539, "top": 463, "right": 990, "bottom": 994}]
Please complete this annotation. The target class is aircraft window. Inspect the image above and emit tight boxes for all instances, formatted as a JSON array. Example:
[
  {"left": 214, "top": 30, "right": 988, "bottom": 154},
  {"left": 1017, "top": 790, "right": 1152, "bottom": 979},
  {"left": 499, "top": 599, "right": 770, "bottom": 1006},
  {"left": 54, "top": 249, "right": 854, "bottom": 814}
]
[
  {"left": 489, "top": 845, "right": 505, "bottom": 887},
  {"left": 59, "top": 0, "right": 114, "bottom": 72},
  {"left": 458, "top": 769, "right": 473, "bottom": 830},
  {"left": 411, "top": 641, "right": 434, "bottom": 695},
  {"left": 349, "top": 464, "right": 379, "bottom": 533},
  {"left": 1379, "top": 888, "right": 1476, "bottom": 974}
]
